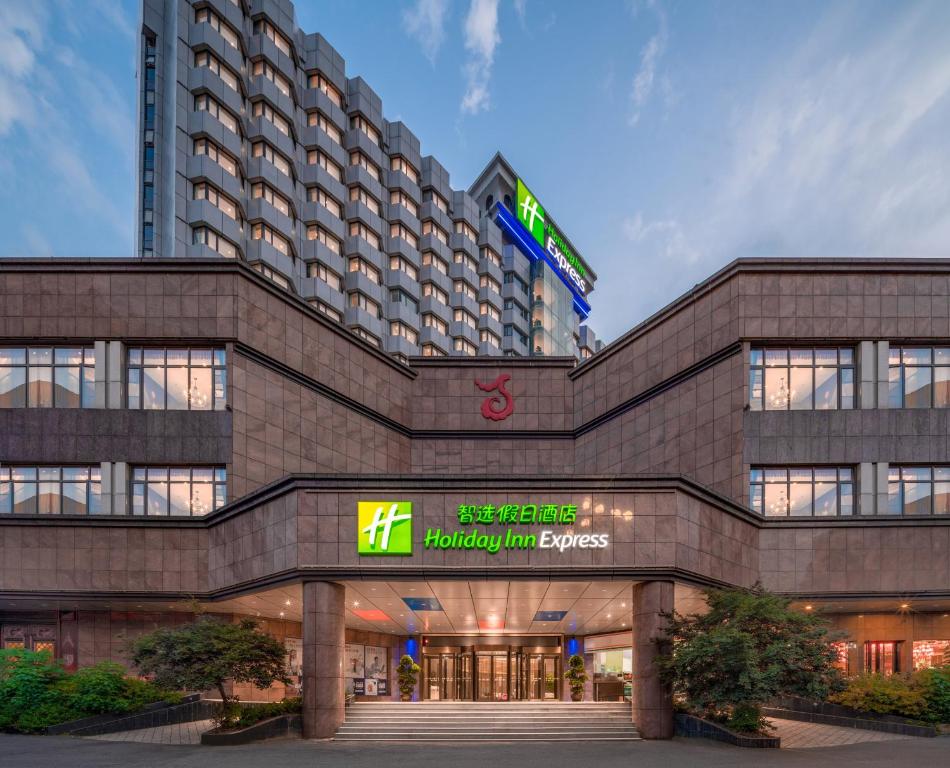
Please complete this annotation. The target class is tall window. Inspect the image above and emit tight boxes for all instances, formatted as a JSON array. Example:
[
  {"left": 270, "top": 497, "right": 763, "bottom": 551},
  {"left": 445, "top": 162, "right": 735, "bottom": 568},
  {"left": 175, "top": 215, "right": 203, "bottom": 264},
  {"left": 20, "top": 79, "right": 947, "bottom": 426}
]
[
  {"left": 888, "top": 346, "right": 950, "bottom": 408},
  {"left": 865, "top": 641, "right": 901, "bottom": 675},
  {"left": 127, "top": 348, "right": 226, "bottom": 410},
  {"left": 0, "top": 466, "right": 102, "bottom": 515},
  {"left": 141, "top": 33, "right": 157, "bottom": 256},
  {"left": 749, "top": 347, "right": 855, "bottom": 411},
  {"left": 131, "top": 467, "right": 226, "bottom": 516},
  {"left": 0, "top": 347, "right": 95, "bottom": 408},
  {"left": 887, "top": 466, "right": 950, "bottom": 515},
  {"left": 749, "top": 467, "right": 854, "bottom": 517}
]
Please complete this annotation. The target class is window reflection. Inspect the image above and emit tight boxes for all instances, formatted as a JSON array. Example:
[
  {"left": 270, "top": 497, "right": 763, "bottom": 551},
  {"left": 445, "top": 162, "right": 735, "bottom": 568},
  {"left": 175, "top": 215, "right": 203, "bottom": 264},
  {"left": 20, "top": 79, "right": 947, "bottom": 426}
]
[
  {"left": 0, "top": 466, "right": 101, "bottom": 515},
  {"left": 0, "top": 347, "right": 95, "bottom": 408},
  {"left": 131, "top": 467, "right": 226, "bottom": 516},
  {"left": 889, "top": 346, "right": 950, "bottom": 408},
  {"left": 127, "top": 348, "right": 226, "bottom": 410},
  {"left": 749, "top": 347, "right": 854, "bottom": 411},
  {"left": 750, "top": 467, "right": 854, "bottom": 517},
  {"left": 888, "top": 466, "right": 950, "bottom": 516}
]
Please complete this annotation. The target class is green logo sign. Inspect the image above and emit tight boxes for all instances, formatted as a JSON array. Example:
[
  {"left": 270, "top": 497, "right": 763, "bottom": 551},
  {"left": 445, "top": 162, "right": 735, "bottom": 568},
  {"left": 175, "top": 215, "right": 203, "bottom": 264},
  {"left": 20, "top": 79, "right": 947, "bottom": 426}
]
[
  {"left": 516, "top": 178, "right": 546, "bottom": 246},
  {"left": 358, "top": 501, "right": 412, "bottom": 556}
]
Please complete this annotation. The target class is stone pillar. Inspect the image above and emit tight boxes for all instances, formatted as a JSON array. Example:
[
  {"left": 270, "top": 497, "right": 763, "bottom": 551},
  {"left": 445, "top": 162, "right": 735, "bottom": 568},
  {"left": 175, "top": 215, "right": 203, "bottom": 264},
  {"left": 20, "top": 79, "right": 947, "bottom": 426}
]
[
  {"left": 876, "top": 341, "right": 890, "bottom": 409},
  {"left": 302, "top": 581, "right": 345, "bottom": 739},
  {"left": 631, "top": 581, "right": 674, "bottom": 739}
]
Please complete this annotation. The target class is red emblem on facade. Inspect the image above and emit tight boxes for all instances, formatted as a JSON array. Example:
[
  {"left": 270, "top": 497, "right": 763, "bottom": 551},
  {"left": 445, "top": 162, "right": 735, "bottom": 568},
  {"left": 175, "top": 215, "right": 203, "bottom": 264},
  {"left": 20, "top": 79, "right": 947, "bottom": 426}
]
[{"left": 474, "top": 374, "right": 514, "bottom": 421}]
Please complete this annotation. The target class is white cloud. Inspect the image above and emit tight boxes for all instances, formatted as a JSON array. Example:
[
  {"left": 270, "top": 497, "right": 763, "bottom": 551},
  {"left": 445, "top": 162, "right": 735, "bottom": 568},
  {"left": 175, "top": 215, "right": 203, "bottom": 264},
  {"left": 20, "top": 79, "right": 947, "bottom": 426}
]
[
  {"left": 628, "top": 2, "right": 667, "bottom": 126},
  {"left": 514, "top": 0, "right": 527, "bottom": 27},
  {"left": 403, "top": 0, "right": 449, "bottom": 64},
  {"left": 461, "top": 0, "right": 500, "bottom": 114}
]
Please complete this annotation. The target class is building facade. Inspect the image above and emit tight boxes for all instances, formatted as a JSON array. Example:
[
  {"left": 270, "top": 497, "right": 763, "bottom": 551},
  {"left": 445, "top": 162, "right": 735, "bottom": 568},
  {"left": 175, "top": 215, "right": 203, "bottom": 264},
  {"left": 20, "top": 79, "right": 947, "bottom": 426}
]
[
  {"left": 1, "top": 257, "right": 949, "bottom": 739},
  {"left": 137, "top": 0, "right": 597, "bottom": 361}
]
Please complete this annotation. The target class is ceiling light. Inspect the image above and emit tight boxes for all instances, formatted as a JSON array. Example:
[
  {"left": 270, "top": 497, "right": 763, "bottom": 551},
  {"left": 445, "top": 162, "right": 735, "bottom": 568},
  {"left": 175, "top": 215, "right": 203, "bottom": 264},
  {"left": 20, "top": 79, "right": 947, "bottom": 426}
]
[
  {"left": 805, "top": 605, "right": 813, "bottom": 611},
  {"left": 900, "top": 603, "right": 909, "bottom": 609},
  {"left": 353, "top": 601, "right": 360, "bottom": 607},
  {"left": 285, "top": 599, "right": 291, "bottom": 606},
  {"left": 279, "top": 611, "right": 285, "bottom": 617}
]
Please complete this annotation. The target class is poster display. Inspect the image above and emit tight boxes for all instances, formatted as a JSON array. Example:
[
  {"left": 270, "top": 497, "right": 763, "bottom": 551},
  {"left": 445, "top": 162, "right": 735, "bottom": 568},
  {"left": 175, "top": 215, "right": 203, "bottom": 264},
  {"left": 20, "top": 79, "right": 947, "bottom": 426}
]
[
  {"left": 364, "top": 645, "right": 389, "bottom": 696},
  {"left": 284, "top": 637, "right": 303, "bottom": 695},
  {"left": 345, "top": 643, "right": 365, "bottom": 680}
]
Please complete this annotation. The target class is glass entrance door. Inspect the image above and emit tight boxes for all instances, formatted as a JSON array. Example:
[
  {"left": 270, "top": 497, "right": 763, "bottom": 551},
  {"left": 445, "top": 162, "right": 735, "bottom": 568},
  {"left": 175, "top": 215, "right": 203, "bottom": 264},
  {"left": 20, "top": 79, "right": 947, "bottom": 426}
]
[
  {"left": 425, "top": 654, "right": 461, "bottom": 700},
  {"left": 524, "top": 654, "right": 560, "bottom": 700},
  {"left": 476, "top": 653, "right": 509, "bottom": 701}
]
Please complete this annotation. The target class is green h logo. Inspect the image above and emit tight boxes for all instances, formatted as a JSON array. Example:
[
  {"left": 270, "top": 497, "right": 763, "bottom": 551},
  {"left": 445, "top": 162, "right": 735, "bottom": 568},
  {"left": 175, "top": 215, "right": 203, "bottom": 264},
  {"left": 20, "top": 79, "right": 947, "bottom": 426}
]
[
  {"left": 516, "top": 178, "right": 545, "bottom": 247},
  {"left": 358, "top": 501, "right": 412, "bottom": 555}
]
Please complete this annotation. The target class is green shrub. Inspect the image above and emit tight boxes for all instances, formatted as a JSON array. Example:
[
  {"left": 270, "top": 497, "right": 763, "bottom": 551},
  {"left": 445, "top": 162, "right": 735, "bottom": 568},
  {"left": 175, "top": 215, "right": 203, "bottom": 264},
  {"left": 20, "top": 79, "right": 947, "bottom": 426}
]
[
  {"left": 234, "top": 697, "right": 302, "bottom": 729},
  {"left": 0, "top": 649, "right": 178, "bottom": 733},
  {"left": 829, "top": 668, "right": 950, "bottom": 723},
  {"left": 916, "top": 667, "right": 950, "bottom": 724}
]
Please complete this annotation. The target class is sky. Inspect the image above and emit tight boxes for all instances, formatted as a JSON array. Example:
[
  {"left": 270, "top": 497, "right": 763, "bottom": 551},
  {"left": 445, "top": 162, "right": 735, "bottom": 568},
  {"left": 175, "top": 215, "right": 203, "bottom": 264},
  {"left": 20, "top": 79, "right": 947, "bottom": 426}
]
[{"left": 1, "top": 0, "right": 950, "bottom": 343}]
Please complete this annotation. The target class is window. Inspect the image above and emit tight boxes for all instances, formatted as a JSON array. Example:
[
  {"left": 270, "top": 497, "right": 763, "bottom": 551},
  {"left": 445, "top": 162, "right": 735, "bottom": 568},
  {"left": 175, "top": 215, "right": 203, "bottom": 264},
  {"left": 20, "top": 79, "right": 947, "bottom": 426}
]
[
  {"left": 252, "top": 100, "right": 291, "bottom": 137},
  {"left": 350, "top": 114, "right": 380, "bottom": 146},
  {"left": 252, "top": 17, "right": 292, "bottom": 57},
  {"left": 480, "top": 302, "right": 501, "bottom": 322},
  {"left": 306, "top": 224, "right": 341, "bottom": 254},
  {"left": 454, "top": 338, "right": 477, "bottom": 356},
  {"left": 422, "top": 281, "right": 448, "bottom": 305},
  {"left": 749, "top": 347, "right": 855, "bottom": 411},
  {"left": 422, "top": 251, "right": 448, "bottom": 275},
  {"left": 308, "top": 72, "right": 343, "bottom": 107},
  {"left": 749, "top": 467, "right": 854, "bottom": 517},
  {"left": 389, "top": 255, "right": 418, "bottom": 281},
  {"left": 887, "top": 466, "right": 950, "bottom": 515},
  {"left": 454, "top": 280, "right": 477, "bottom": 301},
  {"left": 352, "top": 327, "right": 380, "bottom": 347},
  {"left": 422, "top": 313, "right": 448, "bottom": 335},
  {"left": 913, "top": 640, "right": 950, "bottom": 670},
  {"left": 309, "top": 300, "right": 343, "bottom": 323},
  {"left": 195, "top": 93, "right": 238, "bottom": 135},
  {"left": 504, "top": 299, "right": 529, "bottom": 321},
  {"left": 307, "top": 261, "right": 341, "bottom": 291},
  {"left": 195, "top": 51, "right": 239, "bottom": 91},
  {"left": 252, "top": 141, "right": 292, "bottom": 177},
  {"left": 349, "top": 151, "right": 380, "bottom": 182},
  {"left": 480, "top": 274, "right": 501, "bottom": 294},
  {"left": 308, "top": 187, "right": 342, "bottom": 219},
  {"left": 390, "top": 223, "right": 418, "bottom": 249},
  {"left": 308, "top": 149, "right": 343, "bottom": 182},
  {"left": 390, "top": 289, "right": 419, "bottom": 314},
  {"left": 349, "top": 257, "right": 380, "bottom": 285},
  {"left": 0, "top": 347, "right": 95, "bottom": 408},
  {"left": 192, "top": 226, "right": 238, "bottom": 258},
  {"left": 888, "top": 346, "right": 950, "bottom": 408},
  {"left": 423, "top": 189, "right": 448, "bottom": 213},
  {"left": 195, "top": 7, "right": 239, "bottom": 49},
  {"left": 865, "top": 641, "right": 901, "bottom": 675},
  {"left": 504, "top": 272, "right": 529, "bottom": 295},
  {"left": 350, "top": 185, "right": 380, "bottom": 215},
  {"left": 481, "top": 247, "right": 501, "bottom": 267},
  {"left": 308, "top": 111, "right": 342, "bottom": 144},
  {"left": 480, "top": 329, "right": 501, "bottom": 347},
  {"left": 252, "top": 58, "right": 292, "bottom": 97},
  {"left": 131, "top": 467, "right": 226, "bottom": 517},
  {"left": 349, "top": 221, "right": 380, "bottom": 250},
  {"left": 390, "top": 190, "right": 418, "bottom": 217},
  {"left": 252, "top": 262, "right": 291, "bottom": 289},
  {"left": 390, "top": 321, "right": 418, "bottom": 345},
  {"left": 422, "top": 343, "right": 446, "bottom": 357},
  {"left": 0, "top": 466, "right": 102, "bottom": 515},
  {"left": 251, "top": 222, "right": 291, "bottom": 256},
  {"left": 194, "top": 182, "right": 239, "bottom": 221},
  {"left": 349, "top": 292, "right": 382, "bottom": 319},
  {"left": 127, "top": 348, "right": 227, "bottom": 410},
  {"left": 422, "top": 220, "right": 448, "bottom": 245},
  {"left": 390, "top": 156, "right": 419, "bottom": 184},
  {"left": 252, "top": 182, "right": 291, "bottom": 217},
  {"left": 454, "top": 309, "right": 477, "bottom": 330},
  {"left": 455, "top": 220, "right": 477, "bottom": 243},
  {"left": 194, "top": 138, "right": 238, "bottom": 178},
  {"left": 454, "top": 250, "right": 478, "bottom": 273}
]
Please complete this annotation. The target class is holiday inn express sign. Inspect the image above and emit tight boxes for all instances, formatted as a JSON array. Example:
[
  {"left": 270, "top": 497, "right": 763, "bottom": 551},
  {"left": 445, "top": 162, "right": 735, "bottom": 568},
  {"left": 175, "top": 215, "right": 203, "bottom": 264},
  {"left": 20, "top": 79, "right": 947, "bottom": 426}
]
[{"left": 357, "top": 500, "right": 610, "bottom": 556}]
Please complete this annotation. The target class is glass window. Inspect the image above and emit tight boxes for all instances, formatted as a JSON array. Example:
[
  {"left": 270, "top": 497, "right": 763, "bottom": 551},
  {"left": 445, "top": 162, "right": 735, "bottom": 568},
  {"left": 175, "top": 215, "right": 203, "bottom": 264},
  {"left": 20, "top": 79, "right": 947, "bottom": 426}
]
[
  {"left": 349, "top": 151, "right": 380, "bottom": 182},
  {"left": 308, "top": 261, "right": 341, "bottom": 291},
  {"left": 0, "top": 466, "right": 101, "bottom": 515},
  {"left": 750, "top": 467, "right": 854, "bottom": 517},
  {"left": 195, "top": 93, "right": 238, "bottom": 135},
  {"left": 307, "top": 149, "right": 343, "bottom": 182},
  {"left": 308, "top": 186, "right": 343, "bottom": 219},
  {"left": 307, "top": 225, "right": 342, "bottom": 254},
  {"left": 131, "top": 466, "right": 226, "bottom": 517},
  {"left": 0, "top": 347, "right": 95, "bottom": 408},
  {"left": 127, "top": 348, "right": 226, "bottom": 410},
  {"left": 252, "top": 17, "right": 292, "bottom": 57},
  {"left": 887, "top": 466, "right": 950, "bottom": 516},
  {"left": 194, "top": 138, "right": 238, "bottom": 178},
  {"left": 390, "top": 156, "right": 419, "bottom": 184},
  {"left": 252, "top": 182, "right": 292, "bottom": 218},
  {"left": 308, "top": 111, "right": 342, "bottom": 144},
  {"left": 889, "top": 346, "right": 950, "bottom": 408},
  {"left": 913, "top": 640, "right": 950, "bottom": 670},
  {"left": 865, "top": 641, "right": 901, "bottom": 675},
  {"left": 252, "top": 141, "right": 292, "bottom": 177},
  {"left": 252, "top": 58, "right": 292, "bottom": 97},
  {"left": 308, "top": 72, "right": 343, "bottom": 107},
  {"left": 350, "top": 114, "right": 380, "bottom": 146},
  {"left": 390, "top": 190, "right": 419, "bottom": 217},
  {"left": 252, "top": 100, "right": 291, "bottom": 137},
  {"left": 750, "top": 347, "right": 855, "bottom": 410}
]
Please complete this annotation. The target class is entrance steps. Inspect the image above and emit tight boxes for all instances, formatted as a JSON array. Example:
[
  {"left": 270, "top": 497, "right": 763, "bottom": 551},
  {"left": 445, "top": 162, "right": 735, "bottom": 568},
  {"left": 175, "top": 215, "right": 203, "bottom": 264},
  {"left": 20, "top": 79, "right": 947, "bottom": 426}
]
[{"left": 335, "top": 701, "right": 640, "bottom": 742}]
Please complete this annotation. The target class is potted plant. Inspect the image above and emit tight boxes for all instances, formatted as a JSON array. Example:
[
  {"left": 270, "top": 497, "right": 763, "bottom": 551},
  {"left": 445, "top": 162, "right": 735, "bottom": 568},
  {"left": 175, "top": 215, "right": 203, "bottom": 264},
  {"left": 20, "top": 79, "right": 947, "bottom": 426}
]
[
  {"left": 396, "top": 654, "right": 420, "bottom": 702},
  {"left": 564, "top": 654, "right": 588, "bottom": 702}
]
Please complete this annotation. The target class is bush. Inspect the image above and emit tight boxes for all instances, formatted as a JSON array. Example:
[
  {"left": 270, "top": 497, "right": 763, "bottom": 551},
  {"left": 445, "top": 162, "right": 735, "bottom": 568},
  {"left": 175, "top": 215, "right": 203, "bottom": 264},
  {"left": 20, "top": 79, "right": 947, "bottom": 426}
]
[
  {"left": 234, "top": 697, "right": 302, "bottom": 729},
  {"left": 829, "top": 667, "right": 950, "bottom": 724},
  {"left": 0, "top": 649, "right": 179, "bottom": 733}
]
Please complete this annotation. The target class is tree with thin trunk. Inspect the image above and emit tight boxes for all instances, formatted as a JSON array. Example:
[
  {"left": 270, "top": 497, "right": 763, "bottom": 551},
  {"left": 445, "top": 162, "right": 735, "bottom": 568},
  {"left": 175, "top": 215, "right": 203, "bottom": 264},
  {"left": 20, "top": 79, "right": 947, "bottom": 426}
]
[{"left": 131, "top": 616, "right": 290, "bottom": 727}]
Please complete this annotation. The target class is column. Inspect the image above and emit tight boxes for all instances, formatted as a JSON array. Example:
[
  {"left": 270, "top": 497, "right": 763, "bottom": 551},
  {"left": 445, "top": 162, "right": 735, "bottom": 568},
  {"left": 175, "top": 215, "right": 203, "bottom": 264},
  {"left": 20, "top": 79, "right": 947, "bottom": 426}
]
[
  {"left": 302, "top": 581, "right": 345, "bottom": 739},
  {"left": 631, "top": 581, "right": 674, "bottom": 739},
  {"left": 858, "top": 340, "right": 875, "bottom": 408},
  {"left": 876, "top": 341, "right": 890, "bottom": 409},
  {"left": 107, "top": 341, "right": 125, "bottom": 409}
]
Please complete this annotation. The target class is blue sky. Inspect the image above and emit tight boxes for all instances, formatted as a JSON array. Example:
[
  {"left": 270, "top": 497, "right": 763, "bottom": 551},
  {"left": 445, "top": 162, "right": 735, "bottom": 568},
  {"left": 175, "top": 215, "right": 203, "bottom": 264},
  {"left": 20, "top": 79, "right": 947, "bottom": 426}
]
[{"left": 2, "top": 1, "right": 950, "bottom": 342}]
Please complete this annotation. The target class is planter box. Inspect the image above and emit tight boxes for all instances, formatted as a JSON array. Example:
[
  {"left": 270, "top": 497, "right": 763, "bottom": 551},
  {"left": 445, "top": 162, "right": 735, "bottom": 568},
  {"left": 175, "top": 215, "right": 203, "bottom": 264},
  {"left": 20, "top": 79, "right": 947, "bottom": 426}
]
[
  {"left": 201, "top": 714, "right": 302, "bottom": 746},
  {"left": 675, "top": 713, "right": 780, "bottom": 748},
  {"left": 765, "top": 696, "right": 939, "bottom": 738}
]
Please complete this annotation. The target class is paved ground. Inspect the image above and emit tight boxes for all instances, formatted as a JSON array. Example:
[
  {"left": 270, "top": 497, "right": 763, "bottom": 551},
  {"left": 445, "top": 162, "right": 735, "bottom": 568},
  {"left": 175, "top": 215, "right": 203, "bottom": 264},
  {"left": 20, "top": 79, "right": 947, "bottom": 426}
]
[
  {"left": 1, "top": 731, "right": 947, "bottom": 768},
  {"left": 87, "top": 719, "right": 214, "bottom": 745},
  {"left": 768, "top": 717, "right": 912, "bottom": 749}
]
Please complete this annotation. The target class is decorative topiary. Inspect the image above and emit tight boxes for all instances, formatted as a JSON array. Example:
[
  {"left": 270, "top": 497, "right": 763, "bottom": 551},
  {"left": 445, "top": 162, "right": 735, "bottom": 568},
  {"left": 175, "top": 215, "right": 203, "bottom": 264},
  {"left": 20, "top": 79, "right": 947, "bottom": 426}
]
[
  {"left": 396, "top": 654, "right": 420, "bottom": 701},
  {"left": 564, "top": 654, "right": 588, "bottom": 701}
]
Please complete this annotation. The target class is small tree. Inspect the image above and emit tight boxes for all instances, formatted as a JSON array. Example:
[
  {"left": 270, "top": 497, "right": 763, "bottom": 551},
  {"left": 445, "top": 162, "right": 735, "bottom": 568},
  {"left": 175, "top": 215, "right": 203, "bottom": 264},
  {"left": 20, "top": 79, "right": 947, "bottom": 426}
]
[
  {"left": 396, "top": 655, "right": 420, "bottom": 701},
  {"left": 131, "top": 617, "right": 289, "bottom": 727},
  {"left": 658, "top": 585, "right": 844, "bottom": 733},
  {"left": 564, "top": 654, "right": 589, "bottom": 701}
]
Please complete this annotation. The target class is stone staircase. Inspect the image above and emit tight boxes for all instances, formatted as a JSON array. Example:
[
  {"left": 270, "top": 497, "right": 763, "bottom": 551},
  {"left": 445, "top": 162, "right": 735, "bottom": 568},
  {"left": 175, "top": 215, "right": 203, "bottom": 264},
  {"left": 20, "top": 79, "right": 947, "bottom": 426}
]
[{"left": 335, "top": 701, "right": 641, "bottom": 742}]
